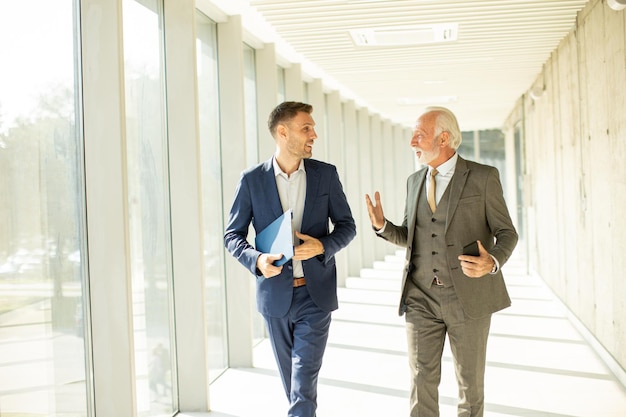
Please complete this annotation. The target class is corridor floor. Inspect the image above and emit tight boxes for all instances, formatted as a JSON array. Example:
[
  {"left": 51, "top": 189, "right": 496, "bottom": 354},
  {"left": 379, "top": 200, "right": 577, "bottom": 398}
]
[{"left": 192, "top": 250, "right": 626, "bottom": 417}]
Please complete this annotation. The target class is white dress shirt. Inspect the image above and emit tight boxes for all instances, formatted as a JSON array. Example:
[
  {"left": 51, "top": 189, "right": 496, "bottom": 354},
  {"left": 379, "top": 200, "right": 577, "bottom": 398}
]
[
  {"left": 273, "top": 157, "right": 306, "bottom": 278},
  {"left": 426, "top": 152, "right": 458, "bottom": 205}
]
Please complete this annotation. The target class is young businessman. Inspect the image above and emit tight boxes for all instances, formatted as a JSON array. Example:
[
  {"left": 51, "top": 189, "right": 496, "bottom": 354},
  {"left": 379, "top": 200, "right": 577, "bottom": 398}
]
[{"left": 224, "top": 101, "right": 356, "bottom": 417}]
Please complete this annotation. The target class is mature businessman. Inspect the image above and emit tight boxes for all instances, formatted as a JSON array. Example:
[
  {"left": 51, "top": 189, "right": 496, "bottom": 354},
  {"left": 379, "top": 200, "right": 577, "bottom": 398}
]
[
  {"left": 224, "top": 101, "right": 356, "bottom": 417},
  {"left": 365, "top": 106, "right": 518, "bottom": 417}
]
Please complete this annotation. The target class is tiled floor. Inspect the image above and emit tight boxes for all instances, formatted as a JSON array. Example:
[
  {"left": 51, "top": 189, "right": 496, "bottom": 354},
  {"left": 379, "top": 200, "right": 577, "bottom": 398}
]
[{"left": 195, "top": 250, "right": 626, "bottom": 417}]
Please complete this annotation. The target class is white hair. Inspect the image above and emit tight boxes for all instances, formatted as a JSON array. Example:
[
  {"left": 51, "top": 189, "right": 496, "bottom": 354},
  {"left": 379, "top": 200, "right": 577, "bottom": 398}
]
[{"left": 423, "top": 106, "right": 462, "bottom": 149}]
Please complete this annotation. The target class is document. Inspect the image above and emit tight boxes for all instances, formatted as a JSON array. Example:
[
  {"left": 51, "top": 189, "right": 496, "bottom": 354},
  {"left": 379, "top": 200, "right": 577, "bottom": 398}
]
[{"left": 255, "top": 209, "right": 294, "bottom": 266}]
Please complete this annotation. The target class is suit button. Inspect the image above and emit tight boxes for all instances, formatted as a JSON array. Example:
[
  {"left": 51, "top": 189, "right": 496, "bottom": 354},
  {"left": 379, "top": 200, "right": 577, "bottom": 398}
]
[
  {"left": 433, "top": 268, "right": 438, "bottom": 273},
  {"left": 431, "top": 218, "right": 436, "bottom": 222},
  {"left": 432, "top": 251, "right": 437, "bottom": 255},
  {"left": 431, "top": 233, "right": 437, "bottom": 237}
]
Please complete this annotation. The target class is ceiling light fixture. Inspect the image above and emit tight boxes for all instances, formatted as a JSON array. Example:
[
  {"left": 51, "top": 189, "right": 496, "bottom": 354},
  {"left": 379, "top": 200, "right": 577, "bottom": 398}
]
[
  {"left": 529, "top": 86, "right": 545, "bottom": 101},
  {"left": 350, "top": 23, "right": 458, "bottom": 47},
  {"left": 608, "top": 0, "right": 626, "bottom": 11},
  {"left": 397, "top": 96, "right": 458, "bottom": 106}
]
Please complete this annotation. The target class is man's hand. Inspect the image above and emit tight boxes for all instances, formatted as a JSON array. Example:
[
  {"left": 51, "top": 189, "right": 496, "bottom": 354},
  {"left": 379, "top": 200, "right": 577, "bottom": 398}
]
[
  {"left": 365, "top": 191, "right": 385, "bottom": 230},
  {"left": 293, "top": 231, "right": 324, "bottom": 260},
  {"left": 256, "top": 253, "right": 284, "bottom": 278},
  {"left": 457, "top": 240, "right": 496, "bottom": 278}
]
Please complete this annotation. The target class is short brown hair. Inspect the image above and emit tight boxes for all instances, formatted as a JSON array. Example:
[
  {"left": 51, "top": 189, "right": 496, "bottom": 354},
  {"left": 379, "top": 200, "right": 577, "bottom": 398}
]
[{"left": 268, "top": 101, "right": 313, "bottom": 136}]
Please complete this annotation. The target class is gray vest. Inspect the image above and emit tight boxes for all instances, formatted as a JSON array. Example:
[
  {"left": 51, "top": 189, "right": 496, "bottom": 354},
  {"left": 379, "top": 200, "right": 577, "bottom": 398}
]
[{"left": 410, "top": 179, "right": 453, "bottom": 287}]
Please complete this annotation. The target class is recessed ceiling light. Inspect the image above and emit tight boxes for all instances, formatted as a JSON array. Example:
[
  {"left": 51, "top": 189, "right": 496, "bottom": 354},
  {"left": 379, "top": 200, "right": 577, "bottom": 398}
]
[
  {"left": 397, "top": 96, "right": 458, "bottom": 105},
  {"left": 350, "top": 23, "right": 458, "bottom": 46}
]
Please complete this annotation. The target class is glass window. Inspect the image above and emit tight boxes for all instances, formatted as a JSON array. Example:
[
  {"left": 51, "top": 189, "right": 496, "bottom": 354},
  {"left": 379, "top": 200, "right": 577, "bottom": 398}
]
[
  {"left": 459, "top": 131, "right": 477, "bottom": 160},
  {"left": 243, "top": 44, "right": 259, "bottom": 167},
  {"left": 324, "top": 93, "right": 330, "bottom": 147},
  {"left": 478, "top": 129, "right": 507, "bottom": 198},
  {"left": 195, "top": 11, "right": 229, "bottom": 383},
  {"left": 122, "top": 0, "right": 177, "bottom": 415},
  {"left": 0, "top": 1, "right": 90, "bottom": 416},
  {"left": 458, "top": 129, "right": 506, "bottom": 196},
  {"left": 514, "top": 124, "right": 525, "bottom": 240}
]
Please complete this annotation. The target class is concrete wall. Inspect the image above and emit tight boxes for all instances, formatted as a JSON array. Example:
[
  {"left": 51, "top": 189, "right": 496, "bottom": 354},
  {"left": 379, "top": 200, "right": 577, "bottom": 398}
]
[{"left": 506, "top": 0, "right": 626, "bottom": 374}]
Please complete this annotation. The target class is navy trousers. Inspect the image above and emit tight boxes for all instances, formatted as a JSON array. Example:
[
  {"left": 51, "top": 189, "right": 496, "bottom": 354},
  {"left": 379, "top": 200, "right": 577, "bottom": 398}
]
[{"left": 263, "top": 286, "right": 332, "bottom": 417}]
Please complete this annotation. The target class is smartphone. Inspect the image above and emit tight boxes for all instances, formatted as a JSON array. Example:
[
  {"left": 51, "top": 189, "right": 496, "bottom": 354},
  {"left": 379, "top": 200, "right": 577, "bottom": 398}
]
[{"left": 462, "top": 241, "right": 479, "bottom": 257}]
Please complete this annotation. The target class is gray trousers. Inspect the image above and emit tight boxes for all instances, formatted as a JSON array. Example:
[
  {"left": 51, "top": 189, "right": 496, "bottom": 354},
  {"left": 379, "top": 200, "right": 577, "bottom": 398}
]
[{"left": 404, "top": 279, "right": 491, "bottom": 417}]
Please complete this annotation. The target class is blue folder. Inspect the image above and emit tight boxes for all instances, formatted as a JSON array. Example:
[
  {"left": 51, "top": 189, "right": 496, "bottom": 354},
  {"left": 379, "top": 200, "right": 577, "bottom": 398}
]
[{"left": 255, "top": 209, "right": 294, "bottom": 266}]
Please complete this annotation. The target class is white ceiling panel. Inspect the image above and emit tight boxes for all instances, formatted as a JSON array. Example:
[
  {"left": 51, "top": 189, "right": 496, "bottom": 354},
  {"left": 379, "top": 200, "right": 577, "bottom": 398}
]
[{"left": 246, "top": 0, "right": 589, "bottom": 130}]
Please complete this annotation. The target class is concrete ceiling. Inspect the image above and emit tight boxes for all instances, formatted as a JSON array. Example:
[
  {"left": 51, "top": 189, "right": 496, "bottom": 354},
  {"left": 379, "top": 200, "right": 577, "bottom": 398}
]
[{"left": 242, "top": 0, "right": 590, "bottom": 130}]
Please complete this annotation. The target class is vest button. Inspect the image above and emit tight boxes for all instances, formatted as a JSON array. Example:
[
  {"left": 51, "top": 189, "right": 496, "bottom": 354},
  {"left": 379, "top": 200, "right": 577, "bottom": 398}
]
[
  {"left": 431, "top": 218, "right": 436, "bottom": 222},
  {"left": 431, "top": 233, "right": 437, "bottom": 237},
  {"left": 433, "top": 268, "right": 438, "bottom": 273},
  {"left": 432, "top": 251, "right": 437, "bottom": 255}
]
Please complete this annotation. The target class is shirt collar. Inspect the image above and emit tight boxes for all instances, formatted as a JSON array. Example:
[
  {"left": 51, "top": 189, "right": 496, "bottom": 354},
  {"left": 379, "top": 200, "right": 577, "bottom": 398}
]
[
  {"left": 273, "top": 157, "right": 305, "bottom": 178},
  {"left": 431, "top": 152, "right": 458, "bottom": 177}
]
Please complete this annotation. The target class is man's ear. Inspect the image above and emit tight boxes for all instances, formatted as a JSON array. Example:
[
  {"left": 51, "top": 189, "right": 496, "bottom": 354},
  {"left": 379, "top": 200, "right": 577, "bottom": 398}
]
[
  {"left": 277, "top": 123, "right": 288, "bottom": 140},
  {"left": 439, "top": 131, "right": 449, "bottom": 146}
]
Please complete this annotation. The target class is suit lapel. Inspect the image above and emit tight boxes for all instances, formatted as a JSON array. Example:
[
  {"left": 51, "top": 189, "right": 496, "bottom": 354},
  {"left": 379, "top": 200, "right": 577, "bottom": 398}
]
[
  {"left": 444, "top": 156, "right": 469, "bottom": 234},
  {"left": 407, "top": 168, "right": 427, "bottom": 241},
  {"left": 301, "top": 159, "right": 320, "bottom": 230},
  {"left": 262, "top": 158, "right": 285, "bottom": 220}
]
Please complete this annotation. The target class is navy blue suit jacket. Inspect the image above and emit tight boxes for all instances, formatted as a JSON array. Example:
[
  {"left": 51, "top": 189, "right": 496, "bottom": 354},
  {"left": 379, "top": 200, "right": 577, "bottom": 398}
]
[{"left": 224, "top": 158, "right": 356, "bottom": 318}]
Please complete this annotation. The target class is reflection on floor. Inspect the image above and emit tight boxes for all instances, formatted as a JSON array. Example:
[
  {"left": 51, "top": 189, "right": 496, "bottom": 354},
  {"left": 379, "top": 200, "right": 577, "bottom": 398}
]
[{"left": 189, "top": 250, "right": 626, "bottom": 417}]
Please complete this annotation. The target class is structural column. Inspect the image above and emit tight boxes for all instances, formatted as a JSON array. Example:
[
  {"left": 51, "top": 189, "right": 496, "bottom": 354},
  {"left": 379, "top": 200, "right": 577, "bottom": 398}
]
[
  {"left": 358, "top": 108, "right": 375, "bottom": 267},
  {"left": 164, "top": 0, "right": 210, "bottom": 411},
  {"left": 342, "top": 100, "right": 362, "bottom": 276},
  {"left": 325, "top": 90, "right": 349, "bottom": 285},
  {"left": 284, "top": 63, "right": 304, "bottom": 101},
  {"left": 369, "top": 114, "right": 386, "bottom": 261},
  {"left": 218, "top": 15, "right": 254, "bottom": 368},
  {"left": 81, "top": 0, "right": 135, "bottom": 415},
  {"left": 256, "top": 43, "right": 279, "bottom": 159},
  {"left": 380, "top": 119, "right": 397, "bottom": 255},
  {"left": 307, "top": 78, "right": 327, "bottom": 161}
]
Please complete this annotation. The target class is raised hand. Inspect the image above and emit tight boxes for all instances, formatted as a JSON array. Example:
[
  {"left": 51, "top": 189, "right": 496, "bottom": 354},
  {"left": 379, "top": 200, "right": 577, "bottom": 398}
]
[{"left": 365, "top": 191, "right": 385, "bottom": 230}]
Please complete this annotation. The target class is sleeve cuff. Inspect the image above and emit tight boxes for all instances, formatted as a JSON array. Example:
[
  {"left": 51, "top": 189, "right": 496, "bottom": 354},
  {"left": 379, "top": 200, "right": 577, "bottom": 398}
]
[
  {"left": 489, "top": 255, "right": 500, "bottom": 274},
  {"left": 374, "top": 220, "right": 388, "bottom": 234}
]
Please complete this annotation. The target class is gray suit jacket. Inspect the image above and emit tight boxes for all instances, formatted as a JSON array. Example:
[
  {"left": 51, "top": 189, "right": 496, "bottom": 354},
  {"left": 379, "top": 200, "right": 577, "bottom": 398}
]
[{"left": 379, "top": 156, "right": 518, "bottom": 318}]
